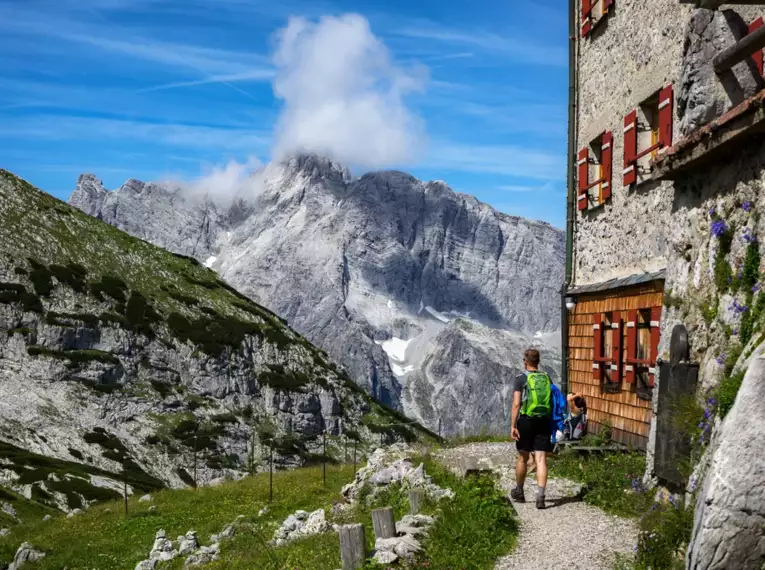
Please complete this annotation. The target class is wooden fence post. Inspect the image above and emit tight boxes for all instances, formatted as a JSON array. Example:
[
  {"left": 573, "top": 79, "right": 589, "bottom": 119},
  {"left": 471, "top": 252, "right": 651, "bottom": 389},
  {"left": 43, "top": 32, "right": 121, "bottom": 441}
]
[
  {"left": 409, "top": 489, "right": 425, "bottom": 515},
  {"left": 371, "top": 507, "right": 396, "bottom": 539},
  {"left": 338, "top": 523, "right": 366, "bottom": 570}
]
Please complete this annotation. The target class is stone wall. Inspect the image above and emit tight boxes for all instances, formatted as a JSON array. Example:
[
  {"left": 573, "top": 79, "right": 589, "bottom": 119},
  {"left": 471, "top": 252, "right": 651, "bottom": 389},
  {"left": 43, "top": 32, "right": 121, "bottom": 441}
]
[{"left": 573, "top": 2, "right": 765, "bottom": 287}]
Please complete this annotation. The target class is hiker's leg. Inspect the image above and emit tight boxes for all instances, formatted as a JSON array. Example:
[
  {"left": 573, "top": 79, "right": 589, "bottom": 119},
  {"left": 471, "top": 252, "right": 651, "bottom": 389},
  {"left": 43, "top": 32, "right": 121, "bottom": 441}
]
[
  {"left": 516, "top": 451, "right": 529, "bottom": 488},
  {"left": 535, "top": 451, "right": 548, "bottom": 489}
]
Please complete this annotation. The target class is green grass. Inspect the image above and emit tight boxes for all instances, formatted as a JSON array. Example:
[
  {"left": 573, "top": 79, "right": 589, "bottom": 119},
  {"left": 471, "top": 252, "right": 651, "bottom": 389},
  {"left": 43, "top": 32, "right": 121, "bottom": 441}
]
[
  {"left": 0, "top": 486, "right": 57, "bottom": 529},
  {"left": 0, "top": 452, "right": 517, "bottom": 570},
  {"left": 549, "top": 449, "right": 651, "bottom": 518}
]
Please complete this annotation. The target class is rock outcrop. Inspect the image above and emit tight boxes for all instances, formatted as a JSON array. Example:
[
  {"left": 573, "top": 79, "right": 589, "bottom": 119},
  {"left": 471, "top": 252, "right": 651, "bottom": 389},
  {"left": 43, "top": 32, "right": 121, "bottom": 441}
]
[
  {"left": 272, "top": 509, "right": 331, "bottom": 546},
  {"left": 686, "top": 348, "right": 765, "bottom": 569},
  {"left": 8, "top": 542, "right": 45, "bottom": 570},
  {"left": 68, "top": 154, "right": 565, "bottom": 435}
]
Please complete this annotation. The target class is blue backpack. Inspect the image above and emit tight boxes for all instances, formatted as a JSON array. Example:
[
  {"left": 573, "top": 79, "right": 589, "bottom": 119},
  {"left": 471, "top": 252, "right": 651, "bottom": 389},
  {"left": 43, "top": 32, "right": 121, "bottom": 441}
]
[{"left": 549, "top": 383, "right": 566, "bottom": 443}]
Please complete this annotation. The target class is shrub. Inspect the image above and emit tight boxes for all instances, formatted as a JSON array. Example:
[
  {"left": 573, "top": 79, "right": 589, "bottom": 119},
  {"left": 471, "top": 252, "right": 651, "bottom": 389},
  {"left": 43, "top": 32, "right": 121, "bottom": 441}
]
[
  {"left": 150, "top": 380, "right": 173, "bottom": 398},
  {"left": 28, "top": 260, "right": 54, "bottom": 297},
  {"left": 124, "top": 291, "right": 161, "bottom": 338},
  {"left": 717, "top": 370, "right": 745, "bottom": 419},
  {"left": 89, "top": 275, "right": 127, "bottom": 302},
  {"left": 49, "top": 263, "right": 87, "bottom": 293},
  {"left": 13, "top": 267, "right": 27, "bottom": 276},
  {"left": 169, "top": 291, "right": 199, "bottom": 306},
  {"left": 68, "top": 448, "right": 84, "bottom": 460},
  {"left": 211, "top": 412, "right": 238, "bottom": 424},
  {"left": 167, "top": 310, "right": 264, "bottom": 357},
  {"left": 634, "top": 500, "right": 694, "bottom": 570}
]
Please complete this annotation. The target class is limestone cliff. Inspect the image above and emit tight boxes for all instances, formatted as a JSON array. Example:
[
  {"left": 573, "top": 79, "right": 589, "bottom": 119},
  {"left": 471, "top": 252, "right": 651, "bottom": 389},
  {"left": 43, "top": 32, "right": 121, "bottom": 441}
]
[{"left": 68, "top": 155, "right": 565, "bottom": 436}]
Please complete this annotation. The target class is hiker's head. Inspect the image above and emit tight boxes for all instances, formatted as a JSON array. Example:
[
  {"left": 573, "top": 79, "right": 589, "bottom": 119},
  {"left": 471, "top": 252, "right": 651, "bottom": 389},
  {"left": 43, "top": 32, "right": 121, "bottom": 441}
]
[
  {"left": 574, "top": 396, "right": 587, "bottom": 412},
  {"left": 523, "top": 348, "right": 540, "bottom": 371}
]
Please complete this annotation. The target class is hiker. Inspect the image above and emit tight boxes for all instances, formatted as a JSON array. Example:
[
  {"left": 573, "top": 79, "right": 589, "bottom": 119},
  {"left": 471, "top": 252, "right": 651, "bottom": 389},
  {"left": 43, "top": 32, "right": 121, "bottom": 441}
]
[
  {"left": 510, "top": 348, "right": 553, "bottom": 509},
  {"left": 564, "top": 393, "right": 588, "bottom": 441},
  {"left": 527, "top": 382, "right": 566, "bottom": 473}
]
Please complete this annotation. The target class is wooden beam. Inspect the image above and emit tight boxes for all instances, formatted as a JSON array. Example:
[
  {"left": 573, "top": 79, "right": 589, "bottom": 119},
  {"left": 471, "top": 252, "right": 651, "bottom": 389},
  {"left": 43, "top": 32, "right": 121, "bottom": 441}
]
[{"left": 714, "top": 22, "right": 765, "bottom": 73}]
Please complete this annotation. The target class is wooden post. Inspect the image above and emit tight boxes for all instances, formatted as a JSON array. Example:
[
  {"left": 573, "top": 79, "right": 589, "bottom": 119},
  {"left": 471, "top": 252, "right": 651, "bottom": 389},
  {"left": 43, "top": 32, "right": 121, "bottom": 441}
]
[
  {"left": 353, "top": 441, "right": 357, "bottom": 473},
  {"left": 338, "top": 523, "right": 366, "bottom": 570},
  {"left": 123, "top": 462, "right": 128, "bottom": 516},
  {"left": 269, "top": 444, "right": 273, "bottom": 504},
  {"left": 322, "top": 430, "right": 327, "bottom": 487},
  {"left": 193, "top": 435, "right": 198, "bottom": 491},
  {"left": 409, "top": 489, "right": 425, "bottom": 515},
  {"left": 371, "top": 507, "right": 396, "bottom": 539},
  {"left": 438, "top": 418, "right": 442, "bottom": 438},
  {"left": 714, "top": 23, "right": 765, "bottom": 73}
]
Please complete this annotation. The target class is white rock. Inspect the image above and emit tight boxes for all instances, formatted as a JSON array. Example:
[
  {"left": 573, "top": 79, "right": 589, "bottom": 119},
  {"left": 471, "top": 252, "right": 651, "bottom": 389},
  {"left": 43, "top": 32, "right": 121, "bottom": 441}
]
[
  {"left": 2, "top": 502, "right": 17, "bottom": 519},
  {"left": 138, "top": 494, "right": 153, "bottom": 503},
  {"left": 178, "top": 530, "right": 199, "bottom": 556},
  {"left": 373, "top": 550, "right": 399, "bottom": 564},
  {"left": 135, "top": 560, "right": 157, "bottom": 570},
  {"left": 185, "top": 543, "right": 220, "bottom": 567},
  {"left": 0, "top": 528, "right": 9, "bottom": 536},
  {"left": 9, "top": 542, "right": 46, "bottom": 570},
  {"left": 42, "top": 515, "right": 52, "bottom": 521}
]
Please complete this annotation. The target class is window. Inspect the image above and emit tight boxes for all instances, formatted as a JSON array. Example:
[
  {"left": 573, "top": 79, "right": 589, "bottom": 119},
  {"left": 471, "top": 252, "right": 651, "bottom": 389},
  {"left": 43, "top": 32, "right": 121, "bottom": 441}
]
[
  {"left": 581, "top": 0, "right": 614, "bottom": 38},
  {"left": 593, "top": 311, "right": 622, "bottom": 394},
  {"left": 577, "top": 131, "right": 613, "bottom": 211},
  {"left": 623, "top": 85, "right": 673, "bottom": 187},
  {"left": 625, "top": 307, "right": 661, "bottom": 401}
]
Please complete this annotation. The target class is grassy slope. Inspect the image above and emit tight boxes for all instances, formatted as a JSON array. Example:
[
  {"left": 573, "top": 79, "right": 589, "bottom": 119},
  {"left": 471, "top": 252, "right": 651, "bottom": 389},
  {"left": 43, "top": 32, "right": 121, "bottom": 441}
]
[{"left": 0, "top": 455, "right": 518, "bottom": 569}]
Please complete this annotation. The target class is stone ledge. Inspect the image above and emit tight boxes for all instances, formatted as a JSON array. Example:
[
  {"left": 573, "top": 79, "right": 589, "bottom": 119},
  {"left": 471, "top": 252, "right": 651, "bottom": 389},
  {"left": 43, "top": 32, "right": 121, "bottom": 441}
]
[{"left": 650, "top": 89, "right": 765, "bottom": 181}]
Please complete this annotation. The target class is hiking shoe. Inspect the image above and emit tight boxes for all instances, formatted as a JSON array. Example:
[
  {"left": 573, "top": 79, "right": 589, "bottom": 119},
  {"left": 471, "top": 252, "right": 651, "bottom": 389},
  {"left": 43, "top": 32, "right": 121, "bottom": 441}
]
[
  {"left": 536, "top": 496, "right": 546, "bottom": 510},
  {"left": 510, "top": 487, "right": 525, "bottom": 503}
]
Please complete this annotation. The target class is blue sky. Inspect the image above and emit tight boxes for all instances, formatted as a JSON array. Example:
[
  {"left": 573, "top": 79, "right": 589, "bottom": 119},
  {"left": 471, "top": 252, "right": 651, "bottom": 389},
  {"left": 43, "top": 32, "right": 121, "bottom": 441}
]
[{"left": 0, "top": 0, "right": 568, "bottom": 228}]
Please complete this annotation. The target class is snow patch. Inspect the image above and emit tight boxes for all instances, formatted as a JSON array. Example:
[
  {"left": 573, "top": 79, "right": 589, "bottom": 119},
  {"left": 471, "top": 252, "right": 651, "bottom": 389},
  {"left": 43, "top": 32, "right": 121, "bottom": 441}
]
[
  {"left": 204, "top": 256, "right": 217, "bottom": 268},
  {"left": 375, "top": 337, "right": 415, "bottom": 377},
  {"left": 425, "top": 306, "right": 450, "bottom": 324},
  {"left": 377, "top": 337, "right": 413, "bottom": 363}
]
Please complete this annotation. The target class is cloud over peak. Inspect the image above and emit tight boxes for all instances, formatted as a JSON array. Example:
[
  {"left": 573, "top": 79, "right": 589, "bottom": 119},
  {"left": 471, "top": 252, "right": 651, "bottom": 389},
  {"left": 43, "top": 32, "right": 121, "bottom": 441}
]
[{"left": 270, "top": 14, "right": 427, "bottom": 169}]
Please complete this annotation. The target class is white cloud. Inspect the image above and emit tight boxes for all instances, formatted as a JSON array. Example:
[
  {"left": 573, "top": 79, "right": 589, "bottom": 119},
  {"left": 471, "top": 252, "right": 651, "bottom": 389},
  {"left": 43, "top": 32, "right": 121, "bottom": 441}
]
[
  {"left": 162, "top": 157, "right": 266, "bottom": 203},
  {"left": 270, "top": 14, "right": 428, "bottom": 168}
]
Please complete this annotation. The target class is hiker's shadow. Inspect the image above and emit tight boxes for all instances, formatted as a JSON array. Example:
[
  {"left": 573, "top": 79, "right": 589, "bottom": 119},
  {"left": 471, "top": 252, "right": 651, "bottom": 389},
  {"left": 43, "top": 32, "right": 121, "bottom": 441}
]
[{"left": 545, "top": 495, "right": 584, "bottom": 509}]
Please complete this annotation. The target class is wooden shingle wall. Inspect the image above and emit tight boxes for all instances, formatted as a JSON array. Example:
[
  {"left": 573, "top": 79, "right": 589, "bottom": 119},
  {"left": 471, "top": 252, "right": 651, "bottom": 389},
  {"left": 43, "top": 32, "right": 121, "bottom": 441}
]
[{"left": 568, "top": 281, "right": 664, "bottom": 449}]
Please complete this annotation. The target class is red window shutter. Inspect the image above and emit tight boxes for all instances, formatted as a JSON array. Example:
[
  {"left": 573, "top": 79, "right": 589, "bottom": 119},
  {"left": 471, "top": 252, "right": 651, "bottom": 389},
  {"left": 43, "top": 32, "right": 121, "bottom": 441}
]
[
  {"left": 658, "top": 85, "right": 674, "bottom": 148},
  {"left": 593, "top": 313, "right": 603, "bottom": 381},
  {"left": 648, "top": 306, "right": 662, "bottom": 387},
  {"left": 625, "top": 309, "right": 637, "bottom": 383},
  {"left": 581, "top": 0, "right": 592, "bottom": 37},
  {"left": 610, "top": 311, "right": 623, "bottom": 382},
  {"left": 623, "top": 110, "right": 637, "bottom": 186},
  {"left": 601, "top": 131, "right": 613, "bottom": 201},
  {"left": 603, "top": 0, "right": 614, "bottom": 12},
  {"left": 750, "top": 18, "right": 764, "bottom": 76},
  {"left": 577, "top": 147, "right": 589, "bottom": 211}
]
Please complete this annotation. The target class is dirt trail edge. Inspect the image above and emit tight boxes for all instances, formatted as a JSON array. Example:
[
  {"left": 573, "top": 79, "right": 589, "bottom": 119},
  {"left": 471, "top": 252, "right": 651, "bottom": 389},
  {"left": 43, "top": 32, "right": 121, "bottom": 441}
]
[{"left": 436, "top": 442, "right": 636, "bottom": 570}]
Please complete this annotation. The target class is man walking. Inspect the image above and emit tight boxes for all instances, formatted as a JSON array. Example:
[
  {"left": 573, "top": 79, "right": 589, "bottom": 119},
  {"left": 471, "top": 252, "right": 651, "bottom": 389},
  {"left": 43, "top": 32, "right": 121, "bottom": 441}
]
[{"left": 510, "top": 348, "right": 553, "bottom": 509}]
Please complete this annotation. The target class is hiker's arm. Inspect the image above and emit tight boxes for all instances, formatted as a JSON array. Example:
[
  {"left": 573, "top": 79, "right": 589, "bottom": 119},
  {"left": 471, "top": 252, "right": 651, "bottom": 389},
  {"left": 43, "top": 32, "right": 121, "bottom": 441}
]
[{"left": 511, "top": 390, "right": 521, "bottom": 439}]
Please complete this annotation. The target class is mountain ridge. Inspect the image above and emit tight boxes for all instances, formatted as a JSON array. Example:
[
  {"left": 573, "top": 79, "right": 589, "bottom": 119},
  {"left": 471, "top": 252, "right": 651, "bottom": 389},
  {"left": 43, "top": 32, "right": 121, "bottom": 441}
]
[{"left": 69, "top": 155, "right": 565, "bottom": 436}]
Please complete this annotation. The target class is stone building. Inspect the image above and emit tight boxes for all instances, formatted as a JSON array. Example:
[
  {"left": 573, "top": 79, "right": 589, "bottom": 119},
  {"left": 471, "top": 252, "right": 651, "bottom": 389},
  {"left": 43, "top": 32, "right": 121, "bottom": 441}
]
[{"left": 562, "top": 0, "right": 765, "bottom": 475}]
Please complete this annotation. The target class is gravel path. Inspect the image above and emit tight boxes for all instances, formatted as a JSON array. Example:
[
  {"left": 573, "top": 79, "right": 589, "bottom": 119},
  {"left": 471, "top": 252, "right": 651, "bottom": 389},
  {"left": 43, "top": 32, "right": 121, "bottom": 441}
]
[{"left": 436, "top": 443, "right": 637, "bottom": 570}]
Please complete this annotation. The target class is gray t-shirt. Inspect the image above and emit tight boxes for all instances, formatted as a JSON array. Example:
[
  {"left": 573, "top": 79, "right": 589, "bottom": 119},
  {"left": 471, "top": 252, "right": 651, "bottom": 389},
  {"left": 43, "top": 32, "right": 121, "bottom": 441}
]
[{"left": 512, "top": 372, "right": 527, "bottom": 395}]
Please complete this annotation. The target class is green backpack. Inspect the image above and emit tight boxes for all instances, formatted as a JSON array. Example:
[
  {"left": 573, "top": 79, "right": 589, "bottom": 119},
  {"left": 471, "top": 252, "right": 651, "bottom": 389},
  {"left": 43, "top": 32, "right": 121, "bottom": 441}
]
[{"left": 521, "top": 371, "right": 552, "bottom": 418}]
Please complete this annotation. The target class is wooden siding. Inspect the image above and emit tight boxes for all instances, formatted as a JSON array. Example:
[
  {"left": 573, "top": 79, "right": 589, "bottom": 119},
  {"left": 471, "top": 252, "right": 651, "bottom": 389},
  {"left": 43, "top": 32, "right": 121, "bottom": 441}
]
[{"left": 568, "top": 281, "right": 664, "bottom": 449}]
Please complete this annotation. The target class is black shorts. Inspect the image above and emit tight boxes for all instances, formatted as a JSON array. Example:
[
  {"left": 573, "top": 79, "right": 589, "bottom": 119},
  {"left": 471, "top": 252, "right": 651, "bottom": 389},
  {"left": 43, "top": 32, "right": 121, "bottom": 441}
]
[{"left": 516, "top": 415, "right": 553, "bottom": 453}]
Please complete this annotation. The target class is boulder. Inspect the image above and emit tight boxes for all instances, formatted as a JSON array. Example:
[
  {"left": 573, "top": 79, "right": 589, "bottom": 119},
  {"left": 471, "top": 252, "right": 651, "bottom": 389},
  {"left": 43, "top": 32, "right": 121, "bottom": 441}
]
[
  {"left": 687, "top": 349, "right": 765, "bottom": 568},
  {"left": 42, "top": 515, "right": 52, "bottom": 522},
  {"left": 9, "top": 542, "right": 45, "bottom": 570},
  {"left": 0, "top": 528, "right": 8, "bottom": 537},
  {"left": 1, "top": 503, "right": 17, "bottom": 519},
  {"left": 138, "top": 494, "right": 153, "bottom": 503},
  {"left": 272, "top": 508, "right": 330, "bottom": 546},
  {"left": 177, "top": 531, "right": 199, "bottom": 556},
  {"left": 149, "top": 529, "right": 178, "bottom": 562},
  {"left": 185, "top": 543, "right": 220, "bottom": 567},
  {"left": 134, "top": 560, "right": 157, "bottom": 570}
]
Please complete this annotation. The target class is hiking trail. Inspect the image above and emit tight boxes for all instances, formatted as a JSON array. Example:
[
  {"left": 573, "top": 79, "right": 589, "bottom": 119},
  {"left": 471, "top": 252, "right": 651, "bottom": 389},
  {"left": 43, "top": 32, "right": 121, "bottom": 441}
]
[{"left": 436, "top": 442, "right": 637, "bottom": 570}]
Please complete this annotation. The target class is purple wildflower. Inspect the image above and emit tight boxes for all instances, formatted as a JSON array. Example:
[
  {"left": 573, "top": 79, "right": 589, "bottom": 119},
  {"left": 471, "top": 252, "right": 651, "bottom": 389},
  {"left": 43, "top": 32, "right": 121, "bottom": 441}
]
[
  {"left": 703, "top": 409, "right": 711, "bottom": 420},
  {"left": 743, "top": 201, "right": 753, "bottom": 212},
  {"left": 716, "top": 353, "right": 726, "bottom": 365},
  {"left": 698, "top": 421, "right": 706, "bottom": 430},
  {"left": 711, "top": 219, "right": 729, "bottom": 237},
  {"left": 753, "top": 284, "right": 760, "bottom": 293},
  {"left": 733, "top": 328, "right": 739, "bottom": 336},
  {"left": 708, "top": 396, "right": 717, "bottom": 406}
]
